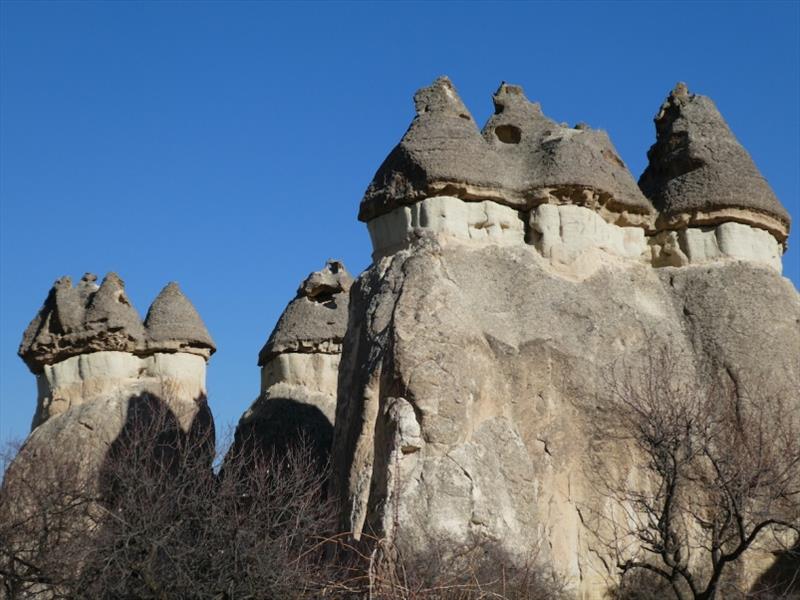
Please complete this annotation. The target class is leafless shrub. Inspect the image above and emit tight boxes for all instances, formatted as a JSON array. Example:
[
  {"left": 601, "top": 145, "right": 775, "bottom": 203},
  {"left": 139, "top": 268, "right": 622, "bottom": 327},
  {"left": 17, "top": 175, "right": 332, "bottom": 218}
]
[
  {"left": 325, "top": 535, "right": 570, "bottom": 600},
  {"left": 1, "top": 397, "right": 571, "bottom": 599},
  {"left": 0, "top": 396, "right": 339, "bottom": 599},
  {"left": 592, "top": 347, "right": 800, "bottom": 600}
]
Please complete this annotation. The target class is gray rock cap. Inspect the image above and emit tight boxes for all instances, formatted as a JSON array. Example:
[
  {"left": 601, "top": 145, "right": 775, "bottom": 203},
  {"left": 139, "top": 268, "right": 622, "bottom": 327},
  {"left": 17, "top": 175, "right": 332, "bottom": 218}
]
[
  {"left": 359, "top": 77, "right": 652, "bottom": 224},
  {"left": 258, "top": 260, "right": 353, "bottom": 366},
  {"left": 639, "top": 83, "right": 790, "bottom": 242},
  {"left": 144, "top": 282, "right": 216, "bottom": 358},
  {"left": 481, "top": 83, "right": 652, "bottom": 216},
  {"left": 19, "top": 273, "right": 146, "bottom": 373},
  {"left": 359, "top": 77, "right": 504, "bottom": 222}
]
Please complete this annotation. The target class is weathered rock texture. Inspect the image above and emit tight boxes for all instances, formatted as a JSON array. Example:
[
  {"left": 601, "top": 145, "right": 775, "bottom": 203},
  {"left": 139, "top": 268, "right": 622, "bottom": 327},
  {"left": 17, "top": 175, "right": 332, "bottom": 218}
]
[
  {"left": 639, "top": 82, "right": 790, "bottom": 243},
  {"left": 360, "top": 78, "right": 653, "bottom": 227},
  {"left": 232, "top": 260, "right": 352, "bottom": 459},
  {"left": 333, "top": 79, "right": 799, "bottom": 598},
  {"left": 333, "top": 240, "right": 800, "bottom": 599}
]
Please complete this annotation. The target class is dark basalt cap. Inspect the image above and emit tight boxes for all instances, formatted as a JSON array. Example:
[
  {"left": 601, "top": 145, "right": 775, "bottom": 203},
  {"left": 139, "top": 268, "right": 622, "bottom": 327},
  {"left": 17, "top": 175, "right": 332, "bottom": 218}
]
[
  {"left": 359, "top": 78, "right": 652, "bottom": 222},
  {"left": 258, "top": 260, "right": 353, "bottom": 366},
  {"left": 144, "top": 282, "right": 216, "bottom": 357},
  {"left": 639, "top": 83, "right": 790, "bottom": 240},
  {"left": 19, "top": 273, "right": 146, "bottom": 373}
]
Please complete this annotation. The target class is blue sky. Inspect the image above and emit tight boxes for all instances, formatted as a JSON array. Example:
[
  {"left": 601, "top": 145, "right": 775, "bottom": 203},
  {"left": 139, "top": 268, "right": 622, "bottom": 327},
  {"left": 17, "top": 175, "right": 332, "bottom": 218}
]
[{"left": 1, "top": 1, "right": 798, "bottom": 445}]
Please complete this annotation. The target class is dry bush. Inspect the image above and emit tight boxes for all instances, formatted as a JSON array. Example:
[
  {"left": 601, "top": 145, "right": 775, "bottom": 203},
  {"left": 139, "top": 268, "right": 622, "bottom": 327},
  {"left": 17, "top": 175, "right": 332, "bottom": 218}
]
[
  {"left": 592, "top": 347, "right": 800, "bottom": 600},
  {"left": 1, "top": 397, "right": 571, "bottom": 600},
  {"left": 0, "top": 397, "right": 339, "bottom": 600},
  {"left": 353, "top": 539, "right": 570, "bottom": 600}
]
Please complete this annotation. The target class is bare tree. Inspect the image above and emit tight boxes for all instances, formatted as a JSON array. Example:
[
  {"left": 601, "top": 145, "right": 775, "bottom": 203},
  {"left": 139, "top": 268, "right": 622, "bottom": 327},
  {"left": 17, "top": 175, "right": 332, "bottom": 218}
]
[{"left": 593, "top": 349, "right": 800, "bottom": 600}]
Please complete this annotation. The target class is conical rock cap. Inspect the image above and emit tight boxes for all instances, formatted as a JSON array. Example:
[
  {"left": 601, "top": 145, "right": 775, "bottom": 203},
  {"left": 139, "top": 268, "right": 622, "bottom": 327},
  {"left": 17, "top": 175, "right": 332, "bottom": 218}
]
[
  {"left": 481, "top": 82, "right": 652, "bottom": 216},
  {"left": 144, "top": 282, "right": 215, "bottom": 357},
  {"left": 360, "top": 77, "right": 505, "bottom": 222},
  {"left": 258, "top": 260, "right": 352, "bottom": 365},
  {"left": 360, "top": 77, "right": 652, "bottom": 224},
  {"left": 19, "top": 273, "right": 145, "bottom": 373},
  {"left": 639, "top": 83, "right": 790, "bottom": 241}
]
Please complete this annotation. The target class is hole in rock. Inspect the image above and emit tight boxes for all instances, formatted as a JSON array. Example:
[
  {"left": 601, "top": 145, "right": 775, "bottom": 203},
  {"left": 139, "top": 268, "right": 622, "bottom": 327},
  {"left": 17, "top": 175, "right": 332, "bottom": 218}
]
[{"left": 494, "top": 124, "right": 521, "bottom": 144}]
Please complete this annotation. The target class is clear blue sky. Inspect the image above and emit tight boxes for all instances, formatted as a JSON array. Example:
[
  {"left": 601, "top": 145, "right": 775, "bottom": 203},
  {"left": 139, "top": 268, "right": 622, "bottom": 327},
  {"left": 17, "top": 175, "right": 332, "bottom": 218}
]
[{"left": 1, "top": 1, "right": 798, "bottom": 445}]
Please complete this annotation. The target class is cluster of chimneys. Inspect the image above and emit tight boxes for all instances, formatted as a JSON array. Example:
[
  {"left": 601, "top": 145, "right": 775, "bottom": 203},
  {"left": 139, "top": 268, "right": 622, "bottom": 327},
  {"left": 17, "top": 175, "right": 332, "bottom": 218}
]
[
  {"left": 360, "top": 77, "right": 790, "bottom": 244},
  {"left": 19, "top": 272, "right": 215, "bottom": 374},
  {"left": 18, "top": 78, "right": 792, "bottom": 380}
]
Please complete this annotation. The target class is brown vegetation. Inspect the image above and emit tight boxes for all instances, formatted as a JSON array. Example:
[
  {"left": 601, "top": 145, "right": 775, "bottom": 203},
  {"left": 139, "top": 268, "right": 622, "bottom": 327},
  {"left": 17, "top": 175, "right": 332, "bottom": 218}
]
[
  {"left": 593, "top": 349, "right": 800, "bottom": 600},
  {"left": 0, "top": 399, "right": 567, "bottom": 600}
]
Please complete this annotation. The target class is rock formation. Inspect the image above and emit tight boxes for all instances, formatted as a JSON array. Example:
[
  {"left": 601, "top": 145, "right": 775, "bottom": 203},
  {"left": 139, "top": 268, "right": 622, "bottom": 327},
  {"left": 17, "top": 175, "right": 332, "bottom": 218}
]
[
  {"left": 5, "top": 273, "right": 215, "bottom": 529},
  {"left": 332, "top": 79, "right": 799, "bottom": 598},
  {"left": 5, "top": 78, "right": 798, "bottom": 600},
  {"left": 231, "top": 260, "right": 352, "bottom": 460},
  {"left": 17, "top": 273, "right": 214, "bottom": 430}
]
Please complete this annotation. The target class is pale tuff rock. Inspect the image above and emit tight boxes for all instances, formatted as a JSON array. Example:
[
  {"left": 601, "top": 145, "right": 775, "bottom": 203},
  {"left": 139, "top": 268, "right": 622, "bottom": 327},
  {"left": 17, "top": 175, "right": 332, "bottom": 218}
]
[
  {"left": 367, "top": 196, "right": 525, "bottom": 259},
  {"left": 529, "top": 204, "right": 648, "bottom": 263},
  {"left": 650, "top": 221, "right": 783, "bottom": 271},
  {"left": 332, "top": 242, "right": 800, "bottom": 599},
  {"left": 360, "top": 77, "right": 653, "bottom": 224},
  {"left": 256, "top": 352, "right": 340, "bottom": 423},
  {"left": 32, "top": 351, "right": 208, "bottom": 429},
  {"left": 639, "top": 82, "right": 790, "bottom": 243},
  {"left": 367, "top": 196, "right": 783, "bottom": 273},
  {"left": 144, "top": 282, "right": 216, "bottom": 358}
]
